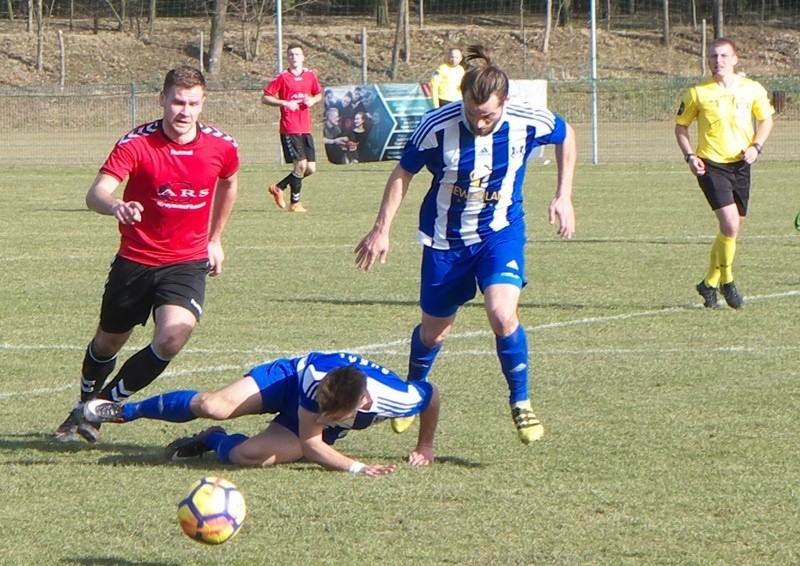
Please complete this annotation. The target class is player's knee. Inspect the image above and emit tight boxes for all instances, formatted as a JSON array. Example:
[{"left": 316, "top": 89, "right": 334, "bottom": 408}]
[
  {"left": 192, "top": 393, "right": 235, "bottom": 420},
  {"left": 419, "top": 326, "right": 449, "bottom": 348},
  {"left": 152, "top": 327, "right": 193, "bottom": 359},
  {"left": 230, "top": 445, "right": 277, "bottom": 468},
  {"left": 487, "top": 311, "right": 518, "bottom": 337},
  {"left": 304, "top": 163, "right": 316, "bottom": 176}
]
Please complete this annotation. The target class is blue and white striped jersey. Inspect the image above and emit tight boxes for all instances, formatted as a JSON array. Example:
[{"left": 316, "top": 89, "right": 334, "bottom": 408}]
[
  {"left": 400, "top": 101, "right": 568, "bottom": 250},
  {"left": 296, "top": 352, "right": 434, "bottom": 443}
]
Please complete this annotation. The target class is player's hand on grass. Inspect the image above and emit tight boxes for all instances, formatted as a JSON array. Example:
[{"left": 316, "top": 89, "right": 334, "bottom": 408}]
[
  {"left": 362, "top": 464, "right": 397, "bottom": 477},
  {"left": 408, "top": 445, "right": 434, "bottom": 466},
  {"left": 354, "top": 229, "right": 389, "bottom": 271},
  {"left": 548, "top": 195, "right": 575, "bottom": 239}
]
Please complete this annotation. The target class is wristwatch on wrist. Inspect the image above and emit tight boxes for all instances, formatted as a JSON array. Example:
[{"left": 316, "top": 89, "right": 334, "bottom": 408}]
[{"left": 684, "top": 153, "right": 695, "bottom": 162}]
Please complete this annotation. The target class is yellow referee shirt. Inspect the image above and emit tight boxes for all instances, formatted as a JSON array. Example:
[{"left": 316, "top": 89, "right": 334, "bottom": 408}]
[
  {"left": 430, "top": 63, "right": 465, "bottom": 108},
  {"left": 676, "top": 75, "right": 774, "bottom": 163}
]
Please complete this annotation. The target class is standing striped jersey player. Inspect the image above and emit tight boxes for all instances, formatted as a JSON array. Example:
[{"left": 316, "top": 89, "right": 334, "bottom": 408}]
[{"left": 356, "top": 45, "right": 577, "bottom": 445}]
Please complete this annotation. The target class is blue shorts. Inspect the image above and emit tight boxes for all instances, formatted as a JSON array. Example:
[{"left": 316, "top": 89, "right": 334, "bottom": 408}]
[
  {"left": 246, "top": 359, "right": 301, "bottom": 436},
  {"left": 419, "top": 223, "right": 527, "bottom": 317}
]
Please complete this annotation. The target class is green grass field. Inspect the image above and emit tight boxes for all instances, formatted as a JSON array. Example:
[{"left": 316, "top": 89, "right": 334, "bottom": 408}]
[{"left": 1, "top": 161, "right": 798, "bottom": 564}]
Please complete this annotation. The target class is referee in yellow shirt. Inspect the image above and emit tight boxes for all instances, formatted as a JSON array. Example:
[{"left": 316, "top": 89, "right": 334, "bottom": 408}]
[
  {"left": 675, "top": 37, "right": 774, "bottom": 309},
  {"left": 430, "top": 48, "right": 465, "bottom": 108}
]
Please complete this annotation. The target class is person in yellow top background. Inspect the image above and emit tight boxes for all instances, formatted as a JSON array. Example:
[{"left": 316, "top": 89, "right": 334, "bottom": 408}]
[
  {"left": 675, "top": 37, "right": 774, "bottom": 310},
  {"left": 430, "top": 47, "right": 465, "bottom": 108}
]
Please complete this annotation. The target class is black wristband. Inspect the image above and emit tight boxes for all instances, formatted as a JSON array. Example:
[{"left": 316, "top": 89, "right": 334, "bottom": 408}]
[
  {"left": 751, "top": 142, "right": 763, "bottom": 154},
  {"left": 684, "top": 153, "right": 695, "bottom": 162}
]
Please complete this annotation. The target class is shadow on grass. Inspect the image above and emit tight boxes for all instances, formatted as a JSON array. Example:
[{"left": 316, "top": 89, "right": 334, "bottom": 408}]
[
  {"left": 61, "top": 557, "right": 179, "bottom": 566},
  {"left": 0, "top": 432, "right": 151, "bottom": 455}
]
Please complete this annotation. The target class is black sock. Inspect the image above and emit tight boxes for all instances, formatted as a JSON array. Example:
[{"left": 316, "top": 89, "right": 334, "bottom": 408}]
[
  {"left": 289, "top": 172, "right": 303, "bottom": 202},
  {"left": 277, "top": 173, "right": 294, "bottom": 190},
  {"left": 80, "top": 341, "right": 117, "bottom": 402},
  {"left": 97, "top": 344, "right": 170, "bottom": 402}
]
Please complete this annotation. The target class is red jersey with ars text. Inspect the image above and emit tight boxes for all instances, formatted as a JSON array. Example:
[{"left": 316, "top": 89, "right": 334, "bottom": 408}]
[
  {"left": 263, "top": 68, "right": 322, "bottom": 134},
  {"left": 100, "top": 120, "right": 240, "bottom": 267}
]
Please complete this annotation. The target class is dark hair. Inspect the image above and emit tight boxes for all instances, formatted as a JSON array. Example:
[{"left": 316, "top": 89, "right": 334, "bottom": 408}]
[
  {"left": 287, "top": 43, "right": 304, "bottom": 54},
  {"left": 461, "top": 45, "right": 508, "bottom": 105},
  {"left": 316, "top": 366, "right": 367, "bottom": 417},
  {"left": 163, "top": 66, "right": 205, "bottom": 93}
]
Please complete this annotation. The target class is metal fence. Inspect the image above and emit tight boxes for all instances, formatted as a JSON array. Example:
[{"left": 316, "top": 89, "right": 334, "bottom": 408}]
[{"left": 1, "top": 79, "right": 797, "bottom": 167}]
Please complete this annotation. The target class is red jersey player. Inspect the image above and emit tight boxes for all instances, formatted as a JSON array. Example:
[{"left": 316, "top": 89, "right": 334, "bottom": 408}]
[
  {"left": 53, "top": 66, "right": 240, "bottom": 444},
  {"left": 262, "top": 43, "right": 323, "bottom": 212}
]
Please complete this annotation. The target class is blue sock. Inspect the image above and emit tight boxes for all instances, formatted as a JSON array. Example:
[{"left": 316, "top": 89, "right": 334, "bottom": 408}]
[
  {"left": 122, "top": 390, "right": 199, "bottom": 422},
  {"left": 496, "top": 325, "right": 529, "bottom": 404},
  {"left": 210, "top": 432, "right": 249, "bottom": 464},
  {"left": 408, "top": 324, "right": 442, "bottom": 382}
]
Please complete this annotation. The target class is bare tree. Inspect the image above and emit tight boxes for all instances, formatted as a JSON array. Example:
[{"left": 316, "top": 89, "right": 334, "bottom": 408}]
[
  {"left": 391, "top": 0, "right": 407, "bottom": 79},
  {"left": 402, "top": 0, "right": 409, "bottom": 63},
  {"left": 557, "top": 0, "right": 572, "bottom": 26},
  {"left": 101, "top": 0, "right": 124, "bottom": 30},
  {"left": 234, "top": 0, "right": 269, "bottom": 61},
  {"left": 208, "top": 0, "right": 227, "bottom": 77},
  {"left": 542, "top": 0, "right": 552, "bottom": 53},
  {"left": 34, "top": 0, "right": 43, "bottom": 70},
  {"left": 713, "top": 0, "right": 723, "bottom": 38},
  {"left": 376, "top": 0, "right": 389, "bottom": 27},
  {"left": 149, "top": 0, "right": 156, "bottom": 34}
]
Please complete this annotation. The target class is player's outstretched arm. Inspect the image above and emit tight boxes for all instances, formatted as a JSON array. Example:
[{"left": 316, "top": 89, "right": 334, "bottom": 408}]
[
  {"left": 550, "top": 123, "right": 576, "bottom": 239},
  {"left": 409, "top": 384, "right": 440, "bottom": 466},
  {"left": 298, "top": 407, "right": 396, "bottom": 476},
  {"left": 86, "top": 172, "right": 143, "bottom": 225},
  {"left": 355, "top": 163, "right": 415, "bottom": 271}
]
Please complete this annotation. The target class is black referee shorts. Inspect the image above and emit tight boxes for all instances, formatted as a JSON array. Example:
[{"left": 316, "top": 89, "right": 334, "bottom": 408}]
[{"left": 697, "top": 158, "right": 751, "bottom": 216}]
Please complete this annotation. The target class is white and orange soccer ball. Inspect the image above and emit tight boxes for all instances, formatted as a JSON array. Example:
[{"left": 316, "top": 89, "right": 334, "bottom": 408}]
[{"left": 177, "top": 476, "right": 246, "bottom": 545}]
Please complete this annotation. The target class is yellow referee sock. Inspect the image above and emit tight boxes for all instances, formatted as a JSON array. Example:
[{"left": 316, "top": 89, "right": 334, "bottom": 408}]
[
  {"left": 704, "top": 234, "right": 723, "bottom": 288},
  {"left": 717, "top": 234, "right": 737, "bottom": 285}
]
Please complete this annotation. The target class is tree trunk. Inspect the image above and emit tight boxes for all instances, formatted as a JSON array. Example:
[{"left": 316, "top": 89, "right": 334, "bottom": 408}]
[
  {"left": 390, "top": 0, "right": 405, "bottom": 79},
  {"left": 542, "top": 0, "right": 552, "bottom": 53},
  {"left": 149, "top": 0, "right": 156, "bottom": 25},
  {"left": 35, "top": 0, "right": 43, "bottom": 70},
  {"left": 712, "top": 0, "right": 723, "bottom": 38},
  {"left": 375, "top": 0, "right": 389, "bottom": 28},
  {"left": 557, "top": 0, "right": 572, "bottom": 27},
  {"left": 101, "top": 0, "right": 124, "bottom": 30},
  {"left": 402, "top": 0, "right": 409, "bottom": 63},
  {"left": 6, "top": 0, "right": 13, "bottom": 20},
  {"left": 662, "top": 0, "right": 669, "bottom": 48},
  {"left": 207, "top": 0, "right": 227, "bottom": 77}
]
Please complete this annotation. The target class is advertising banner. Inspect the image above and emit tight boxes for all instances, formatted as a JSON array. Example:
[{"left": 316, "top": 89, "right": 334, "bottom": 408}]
[{"left": 321, "top": 80, "right": 548, "bottom": 164}]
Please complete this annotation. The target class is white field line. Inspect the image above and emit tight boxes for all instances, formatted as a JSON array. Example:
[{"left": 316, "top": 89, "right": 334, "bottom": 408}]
[{"left": 1, "top": 290, "right": 798, "bottom": 402}]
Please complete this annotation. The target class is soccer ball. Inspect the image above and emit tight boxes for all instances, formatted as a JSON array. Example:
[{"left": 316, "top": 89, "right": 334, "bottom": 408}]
[{"left": 177, "top": 476, "right": 246, "bottom": 545}]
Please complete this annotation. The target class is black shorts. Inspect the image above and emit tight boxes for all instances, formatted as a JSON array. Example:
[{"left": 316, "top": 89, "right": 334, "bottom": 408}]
[
  {"left": 697, "top": 159, "right": 751, "bottom": 216},
  {"left": 98, "top": 255, "right": 208, "bottom": 334},
  {"left": 280, "top": 133, "right": 316, "bottom": 164}
]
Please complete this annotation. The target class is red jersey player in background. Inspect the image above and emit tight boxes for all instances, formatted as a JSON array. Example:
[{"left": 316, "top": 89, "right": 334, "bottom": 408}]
[
  {"left": 52, "top": 66, "right": 240, "bottom": 443},
  {"left": 262, "top": 43, "right": 323, "bottom": 213}
]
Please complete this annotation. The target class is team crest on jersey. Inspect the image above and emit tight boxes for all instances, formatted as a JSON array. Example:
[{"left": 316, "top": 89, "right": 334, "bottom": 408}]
[
  {"left": 156, "top": 181, "right": 210, "bottom": 210},
  {"left": 469, "top": 164, "right": 492, "bottom": 188}
]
